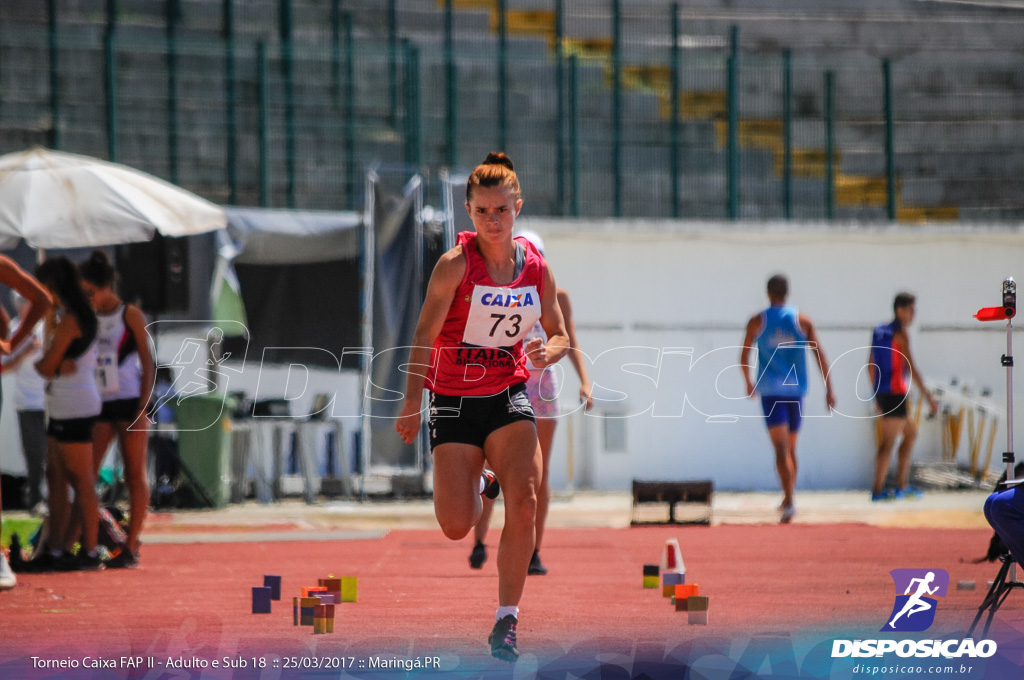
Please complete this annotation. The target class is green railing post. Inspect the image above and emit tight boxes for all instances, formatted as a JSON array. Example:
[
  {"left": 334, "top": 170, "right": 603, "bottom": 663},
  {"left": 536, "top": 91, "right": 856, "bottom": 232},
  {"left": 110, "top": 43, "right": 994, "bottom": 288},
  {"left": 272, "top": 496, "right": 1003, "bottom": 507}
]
[
  {"left": 344, "top": 13, "right": 356, "bottom": 209},
  {"left": 223, "top": 0, "right": 237, "bottom": 204},
  {"left": 166, "top": 0, "right": 179, "bottom": 184},
  {"left": 105, "top": 33, "right": 117, "bottom": 162},
  {"left": 257, "top": 42, "right": 270, "bottom": 208},
  {"left": 726, "top": 65, "right": 738, "bottom": 219},
  {"left": 279, "top": 0, "right": 295, "bottom": 208},
  {"left": 612, "top": 0, "right": 622, "bottom": 217},
  {"left": 48, "top": 0, "right": 60, "bottom": 150},
  {"left": 388, "top": 0, "right": 398, "bottom": 126},
  {"left": 825, "top": 70, "right": 835, "bottom": 220},
  {"left": 670, "top": 2, "right": 680, "bottom": 219},
  {"left": 445, "top": 0, "right": 457, "bottom": 169},
  {"left": 555, "top": 0, "right": 565, "bottom": 214},
  {"left": 105, "top": 0, "right": 118, "bottom": 162},
  {"left": 782, "top": 50, "right": 792, "bottom": 220},
  {"left": 331, "top": 0, "right": 341, "bottom": 104},
  {"left": 404, "top": 40, "right": 421, "bottom": 168},
  {"left": 569, "top": 54, "right": 579, "bottom": 218},
  {"left": 497, "top": 0, "right": 508, "bottom": 151},
  {"left": 883, "top": 58, "right": 897, "bottom": 221}
]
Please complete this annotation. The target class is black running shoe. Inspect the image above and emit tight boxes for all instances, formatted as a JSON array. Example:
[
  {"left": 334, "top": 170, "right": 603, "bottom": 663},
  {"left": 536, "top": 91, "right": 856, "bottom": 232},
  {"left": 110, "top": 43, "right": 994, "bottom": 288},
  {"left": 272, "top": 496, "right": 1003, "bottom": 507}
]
[
  {"left": 469, "top": 541, "right": 487, "bottom": 569},
  {"left": 481, "top": 470, "right": 500, "bottom": 500},
  {"left": 17, "top": 552, "right": 60, "bottom": 573},
  {"left": 488, "top": 615, "right": 519, "bottom": 663},
  {"left": 527, "top": 550, "right": 547, "bottom": 575},
  {"left": 74, "top": 552, "right": 106, "bottom": 572},
  {"left": 106, "top": 549, "right": 139, "bottom": 569}
]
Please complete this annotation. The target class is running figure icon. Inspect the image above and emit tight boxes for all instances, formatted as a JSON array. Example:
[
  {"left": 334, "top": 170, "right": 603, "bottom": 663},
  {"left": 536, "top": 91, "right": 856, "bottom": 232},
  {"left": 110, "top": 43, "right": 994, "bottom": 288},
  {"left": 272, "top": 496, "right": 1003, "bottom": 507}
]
[{"left": 889, "top": 571, "right": 939, "bottom": 629}]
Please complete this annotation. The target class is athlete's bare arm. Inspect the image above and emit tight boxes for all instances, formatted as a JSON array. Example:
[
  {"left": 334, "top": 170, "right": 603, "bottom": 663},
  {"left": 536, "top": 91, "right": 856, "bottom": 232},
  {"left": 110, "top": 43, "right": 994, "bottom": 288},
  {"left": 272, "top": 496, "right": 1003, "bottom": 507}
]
[
  {"left": 34, "top": 315, "right": 82, "bottom": 379},
  {"left": 799, "top": 315, "right": 836, "bottom": 410},
  {"left": 395, "top": 247, "right": 467, "bottom": 445},
  {"left": 525, "top": 265, "right": 568, "bottom": 369},
  {"left": 740, "top": 314, "right": 763, "bottom": 398},
  {"left": 126, "top": 305, "right": 157, "bottom": 419},
  {"left": 557, "top": 288, "right": 593, "bottom": 409},
  {"left": 895, "top": 328, "right": 939, "bottom": 414},
  {"left": 0, "top": 255, "right": 52, "bottom": 355}
]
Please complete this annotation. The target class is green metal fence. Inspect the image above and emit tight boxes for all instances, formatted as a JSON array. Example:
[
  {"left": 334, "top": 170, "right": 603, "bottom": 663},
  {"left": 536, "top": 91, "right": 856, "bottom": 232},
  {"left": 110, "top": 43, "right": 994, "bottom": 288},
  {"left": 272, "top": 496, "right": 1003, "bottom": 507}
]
[{"left": 2, "top": 1, "right": 1023, "bottom": 222}]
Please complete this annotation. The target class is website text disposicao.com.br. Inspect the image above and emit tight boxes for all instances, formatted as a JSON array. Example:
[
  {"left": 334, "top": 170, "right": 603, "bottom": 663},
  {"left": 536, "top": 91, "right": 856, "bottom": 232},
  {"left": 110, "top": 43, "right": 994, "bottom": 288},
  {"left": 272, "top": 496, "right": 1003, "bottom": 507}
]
[{"left": 850, "top": 662, "right": 979, "bottom": 676}]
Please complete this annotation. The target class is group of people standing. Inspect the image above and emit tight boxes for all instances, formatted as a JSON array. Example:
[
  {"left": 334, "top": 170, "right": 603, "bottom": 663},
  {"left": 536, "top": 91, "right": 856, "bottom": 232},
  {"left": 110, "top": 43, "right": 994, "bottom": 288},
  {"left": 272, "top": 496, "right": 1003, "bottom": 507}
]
[{"left": 0, "top": 250, "right": 153, "bottom": 590}]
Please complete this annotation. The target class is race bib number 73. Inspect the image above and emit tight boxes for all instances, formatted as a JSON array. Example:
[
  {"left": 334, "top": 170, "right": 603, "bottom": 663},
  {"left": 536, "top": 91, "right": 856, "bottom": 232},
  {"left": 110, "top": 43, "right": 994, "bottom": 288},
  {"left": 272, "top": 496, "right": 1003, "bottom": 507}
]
[{"left": 462, "top": 285, "right": 542, "bottom": 348}]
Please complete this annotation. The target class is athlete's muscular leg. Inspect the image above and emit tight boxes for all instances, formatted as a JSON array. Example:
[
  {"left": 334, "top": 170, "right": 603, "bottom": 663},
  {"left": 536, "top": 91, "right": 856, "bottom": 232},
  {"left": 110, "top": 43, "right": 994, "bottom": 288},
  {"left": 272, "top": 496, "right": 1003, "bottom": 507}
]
[
  {"left": 484, "top": 420, "right": 541, "bottom": 607},
  {"left": 432, "top": 443, "right": 486, "bottom": 540},
  {"left": 767, "top": 424, "right": 794, "bottom": 507},
  {"left": 895, "top": 416, "right": 919, "bottom": 490},
  {"left": 534, "top": 417, "right": 557, "bottom": 551},
  {"left": 874, "top": 417, "right": 904, "bottom": 495}
]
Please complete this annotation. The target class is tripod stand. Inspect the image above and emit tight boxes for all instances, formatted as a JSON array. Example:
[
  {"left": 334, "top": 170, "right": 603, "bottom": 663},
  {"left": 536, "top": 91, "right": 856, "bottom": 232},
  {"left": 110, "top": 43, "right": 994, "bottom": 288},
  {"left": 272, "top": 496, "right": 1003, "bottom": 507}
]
[{"left": 969, "top": 278, "right": 1019, "bottom": 637}]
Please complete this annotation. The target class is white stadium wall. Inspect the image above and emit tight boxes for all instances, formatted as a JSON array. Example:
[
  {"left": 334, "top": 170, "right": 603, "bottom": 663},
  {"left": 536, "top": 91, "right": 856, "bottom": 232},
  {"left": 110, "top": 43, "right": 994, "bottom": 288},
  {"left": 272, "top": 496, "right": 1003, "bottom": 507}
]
[
  {"left": 3, "top": 221, "right": 1022, "bottom": 496},
  {"left": 523, "top": 220, "right": 1024, "bottom": 492}
]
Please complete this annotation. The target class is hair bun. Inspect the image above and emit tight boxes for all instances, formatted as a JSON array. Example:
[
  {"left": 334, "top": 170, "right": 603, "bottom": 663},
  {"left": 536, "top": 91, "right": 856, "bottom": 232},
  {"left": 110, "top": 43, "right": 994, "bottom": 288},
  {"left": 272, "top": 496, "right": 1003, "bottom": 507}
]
[
  {"left": 89, "top": 250, "right": 111, "bottom": 266},
  {"left": 483, "top": 152, "right": 514, "bottom": 171}
]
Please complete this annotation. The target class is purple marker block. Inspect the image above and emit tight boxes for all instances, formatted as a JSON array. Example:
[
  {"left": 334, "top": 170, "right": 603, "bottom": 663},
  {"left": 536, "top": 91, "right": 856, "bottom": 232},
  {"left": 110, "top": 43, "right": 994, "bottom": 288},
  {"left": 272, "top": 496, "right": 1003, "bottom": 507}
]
[
  {"left": 252, "top": 587, "right": 272, "bottom": 614},
  {"left": 263, "top": 575, "right": 282, "bottom": 600}
]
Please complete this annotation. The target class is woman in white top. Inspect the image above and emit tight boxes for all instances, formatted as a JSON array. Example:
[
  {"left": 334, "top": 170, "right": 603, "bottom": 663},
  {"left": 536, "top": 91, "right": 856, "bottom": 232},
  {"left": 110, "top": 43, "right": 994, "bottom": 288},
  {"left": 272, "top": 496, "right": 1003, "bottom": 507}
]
[
  {"left": 79, "top": 251, "right": 154, "bottom": 568},
  {"left": 3, "top": 294, "right": 48, "bottom": 513},
  {"left": 33, "top": 257, "right": 103, "bottom": 571}
]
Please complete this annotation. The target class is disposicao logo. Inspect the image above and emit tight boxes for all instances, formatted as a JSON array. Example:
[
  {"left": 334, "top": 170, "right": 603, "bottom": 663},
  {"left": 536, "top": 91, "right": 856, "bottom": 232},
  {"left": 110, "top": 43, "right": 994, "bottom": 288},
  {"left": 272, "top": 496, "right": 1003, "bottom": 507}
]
[
  {"left": 882, "top": 568, "right": 948, "bottom": 632},
  {"left": 831, "top": 568, "right": 998, "bottom": 660}
]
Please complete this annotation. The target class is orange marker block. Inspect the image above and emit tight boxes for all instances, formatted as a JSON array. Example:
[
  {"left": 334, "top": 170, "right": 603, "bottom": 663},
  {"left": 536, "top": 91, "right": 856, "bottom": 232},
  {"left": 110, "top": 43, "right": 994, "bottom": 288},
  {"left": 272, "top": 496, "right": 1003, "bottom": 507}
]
[
  {"left": 674, "top": 583, "right": 699, "bottom": 600},
  {"left": 302, "top": 586, "right": 327, "bottom": 598}
]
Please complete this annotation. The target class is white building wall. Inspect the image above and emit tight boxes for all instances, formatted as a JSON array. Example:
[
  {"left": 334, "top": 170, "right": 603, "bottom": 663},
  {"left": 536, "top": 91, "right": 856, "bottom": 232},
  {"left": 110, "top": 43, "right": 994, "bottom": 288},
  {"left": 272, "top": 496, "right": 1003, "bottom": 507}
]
[{"left": 520, "top": 219, "right": 1024, "bottom": 492}]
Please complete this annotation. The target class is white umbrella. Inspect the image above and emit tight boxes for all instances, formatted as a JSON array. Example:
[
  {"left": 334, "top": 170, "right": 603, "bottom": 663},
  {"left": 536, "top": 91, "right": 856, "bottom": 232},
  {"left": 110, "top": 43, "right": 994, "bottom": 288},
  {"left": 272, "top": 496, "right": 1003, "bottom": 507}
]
[{"left": 0, "top": 147, "right": 226, "bottom": 249}]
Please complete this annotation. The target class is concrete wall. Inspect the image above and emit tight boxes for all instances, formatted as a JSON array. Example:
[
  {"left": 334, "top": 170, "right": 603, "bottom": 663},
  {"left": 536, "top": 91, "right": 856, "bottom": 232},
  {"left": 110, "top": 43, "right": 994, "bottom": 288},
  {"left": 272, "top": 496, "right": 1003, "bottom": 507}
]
[{"left": 520, "top": 219, "right": 1024, "bottom": 491}]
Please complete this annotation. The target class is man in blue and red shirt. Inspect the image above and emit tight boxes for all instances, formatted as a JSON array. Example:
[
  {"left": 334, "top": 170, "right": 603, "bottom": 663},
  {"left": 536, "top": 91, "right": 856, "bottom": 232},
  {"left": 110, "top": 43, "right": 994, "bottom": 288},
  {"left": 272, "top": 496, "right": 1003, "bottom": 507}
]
[{"left": 868, "top": 292, "right": 939, "bottom": 501}]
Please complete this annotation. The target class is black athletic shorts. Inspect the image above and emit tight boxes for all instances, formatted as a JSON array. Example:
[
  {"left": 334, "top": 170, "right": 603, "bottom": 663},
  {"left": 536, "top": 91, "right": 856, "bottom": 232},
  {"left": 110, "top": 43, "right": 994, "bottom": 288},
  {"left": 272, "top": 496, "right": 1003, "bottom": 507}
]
[
  {"left": 876, "top": 392, "right": 909, "bottom": 419},
  {"left": 428, "top": 383, "right": 535, "bottom": 451},
  {"left": 98, "top": 397, "right": 141, "bottom": 423},
  {"left": 47, "top": 416, "right": 96, "bottom": 444}
]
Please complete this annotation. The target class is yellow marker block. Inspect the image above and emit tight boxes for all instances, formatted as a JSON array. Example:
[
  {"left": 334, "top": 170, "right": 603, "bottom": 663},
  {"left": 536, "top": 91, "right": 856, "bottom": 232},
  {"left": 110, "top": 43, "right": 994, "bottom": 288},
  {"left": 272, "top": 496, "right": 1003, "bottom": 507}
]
[
  {"left": 341, "top": 577, "right": 358, "bottom": 602},
  {"left": 643, "top": 575, "right": 659, "bottom": 589}
]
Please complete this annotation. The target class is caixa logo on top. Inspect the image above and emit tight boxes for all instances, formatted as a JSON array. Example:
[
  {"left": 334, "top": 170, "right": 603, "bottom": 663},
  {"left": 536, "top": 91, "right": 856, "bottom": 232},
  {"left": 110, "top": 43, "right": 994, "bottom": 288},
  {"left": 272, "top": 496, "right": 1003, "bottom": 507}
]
[{"left": 832, "top": 568, "right": 998, "bottom": 660}]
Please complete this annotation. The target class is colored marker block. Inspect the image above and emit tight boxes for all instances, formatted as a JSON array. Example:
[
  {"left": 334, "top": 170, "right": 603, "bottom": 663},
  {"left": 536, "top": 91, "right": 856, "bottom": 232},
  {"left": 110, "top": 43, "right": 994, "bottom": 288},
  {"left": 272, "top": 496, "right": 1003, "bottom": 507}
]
[
  {"left": 293, "top": 596, "right": 300, "bottom": 626},
  {"left": 321, "top": 578, "right": 342, "bottom": 591},
  {"left": 663, "top": 584, "right": 674, "bottom": 597},
  {"left": 326, "top": 604, "right": 335, "bottom": 633},
  {"left": 313, "top": 605, "right": 328, "bottom": 634},
  {"left": 300, "top": 597, "right": 320, "bottom": 626},
  {"left": 687, "top": 596, "right": 709, "bottom": 612},
  {"left": 675, "top": 595, "right": 689, "bottom": 612},
  {"left": 662, "top": 572, "right": 685, "bottom": 586},
  {"left": 643, "top": 575, "right": 659, "bottom": 589},
  {"left": 674, "top": 584, "right": 699, "bottom": 601},
  {"left": 643, "top": 564, "right": 659, "bottom": 577},
  {"left": 302, "top": 586, "right": 327, "bottom": 597},
  {"left": 263, "top": 575, "right": 282, "bottom": 600},
  {"left": 341, "top": 577, "right": 358, "bottom": 602},
  {"left": 688, "top": 609, "right": 709, "bottom": 625},
  {"left": 314, "top": 592, "right": 338, "bottom": 604},
  {"left": 252, "top": 587, "right": 272, "bottom": 614}
]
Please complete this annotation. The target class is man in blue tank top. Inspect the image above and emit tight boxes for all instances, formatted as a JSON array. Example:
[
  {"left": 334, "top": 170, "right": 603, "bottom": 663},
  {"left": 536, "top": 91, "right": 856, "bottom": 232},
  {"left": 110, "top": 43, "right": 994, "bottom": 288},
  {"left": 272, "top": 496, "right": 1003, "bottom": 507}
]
[{"left": 741, "top": 275, "right": 835, "bottom": 523}]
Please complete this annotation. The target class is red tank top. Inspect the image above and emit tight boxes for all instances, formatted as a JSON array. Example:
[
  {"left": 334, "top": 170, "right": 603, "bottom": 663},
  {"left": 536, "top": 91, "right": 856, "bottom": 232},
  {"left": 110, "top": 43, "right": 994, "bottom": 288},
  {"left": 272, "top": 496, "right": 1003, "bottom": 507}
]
[{"left": 426, "top": 231, "right": 546, "bottom": 396}]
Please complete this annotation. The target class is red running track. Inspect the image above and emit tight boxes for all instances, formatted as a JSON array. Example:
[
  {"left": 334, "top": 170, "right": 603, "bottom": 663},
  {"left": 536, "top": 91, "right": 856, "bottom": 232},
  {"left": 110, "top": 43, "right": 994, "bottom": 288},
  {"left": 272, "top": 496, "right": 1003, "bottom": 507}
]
[{"left": 0, "top": 524, "right": 1019, "bottom": 677}]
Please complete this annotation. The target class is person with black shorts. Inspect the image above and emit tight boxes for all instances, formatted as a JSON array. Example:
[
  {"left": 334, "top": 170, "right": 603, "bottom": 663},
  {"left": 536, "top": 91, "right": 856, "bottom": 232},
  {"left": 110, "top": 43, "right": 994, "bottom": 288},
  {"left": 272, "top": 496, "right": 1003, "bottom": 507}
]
[
  {"left": 31, "top": 258, "right": 103, "bottom": 571},
  {"left": 0, "top": 256, "right": 51, "bottom": 590},
  {"left": 868, "top": 292, "right": 938, "bottom": 501},
  {"left": 80, "top": 251, "right": 155, "bottom": 568},
  {"left": 395, "top": 153, "right": 569, "bottom": 663}
]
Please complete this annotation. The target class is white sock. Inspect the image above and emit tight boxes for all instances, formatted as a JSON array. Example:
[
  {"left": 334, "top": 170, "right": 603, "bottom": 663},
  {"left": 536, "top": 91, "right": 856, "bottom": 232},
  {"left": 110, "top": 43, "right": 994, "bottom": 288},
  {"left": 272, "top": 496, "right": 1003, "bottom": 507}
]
[
  {"left": 496, "top": 605, "right": 519, "bottom": 622},
  {"left": 479, "top": 475, "right": 486, "bottom": 495}
]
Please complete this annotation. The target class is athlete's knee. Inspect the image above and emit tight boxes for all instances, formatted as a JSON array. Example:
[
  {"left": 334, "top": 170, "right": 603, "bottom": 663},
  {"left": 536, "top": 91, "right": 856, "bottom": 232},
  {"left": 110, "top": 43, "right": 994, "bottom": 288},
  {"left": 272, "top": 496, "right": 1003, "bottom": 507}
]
[
  {"left": 903, "top": 419, "right": 918, "bottom": 441},
  {"left": 437, "top": 515, "right": 474, "bottom": 541},
  {"left": 503, "top": 486, "right": 538, "bottom": 528}
]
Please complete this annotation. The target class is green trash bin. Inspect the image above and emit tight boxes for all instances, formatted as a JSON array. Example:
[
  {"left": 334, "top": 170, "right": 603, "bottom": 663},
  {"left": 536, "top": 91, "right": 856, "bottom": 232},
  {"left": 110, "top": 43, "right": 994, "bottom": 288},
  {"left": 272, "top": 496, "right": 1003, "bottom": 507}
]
[{"left": 175, "top": 393, "right": 237, "bottom": 508}]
